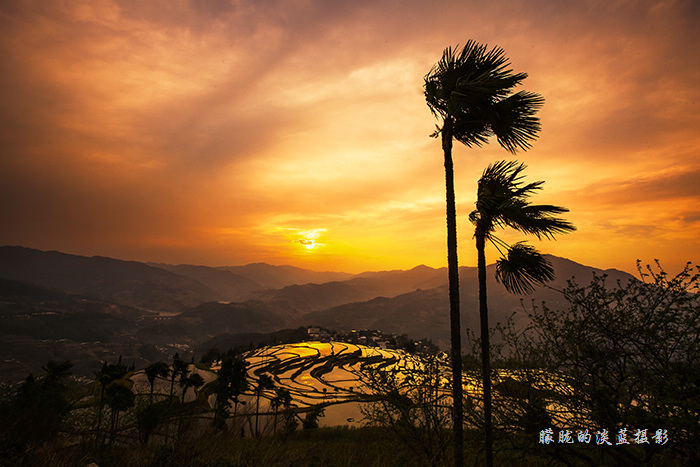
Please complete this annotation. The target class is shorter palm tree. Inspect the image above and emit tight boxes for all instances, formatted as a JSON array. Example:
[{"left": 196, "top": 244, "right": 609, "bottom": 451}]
[
  {"left": 169, "top": 353, "right": 188, "bottom": 400},
  {"left": 469, "top": 160, "right": 575, "bottom": 465},
  {"left": 144, "top": 361, "right": 170, "bottom": 404},
  {"left": 177, "top": 369, "right": 205, "bottom": 437},
  {"left": 254, "top": 374, "right": 275, "bottom": 437}
]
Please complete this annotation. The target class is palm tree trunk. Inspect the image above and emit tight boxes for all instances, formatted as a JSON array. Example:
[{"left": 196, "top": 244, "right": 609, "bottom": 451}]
[
  {"left": 476, "top": 232, "right": 493, "bottom": 467},
  {"left": 442, "top": 117, "right": 464, "bottom": 467},
  {"left": 255, "top": 391, "right": 261, "bottom": 437}
]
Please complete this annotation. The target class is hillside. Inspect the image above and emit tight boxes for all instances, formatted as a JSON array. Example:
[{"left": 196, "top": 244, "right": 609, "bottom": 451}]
[
  {"left": 0, "top": 246, "right": 220, "bottom": 313},
  {"left": 0, "top": 245, "right": 637, "bottom": 379}
]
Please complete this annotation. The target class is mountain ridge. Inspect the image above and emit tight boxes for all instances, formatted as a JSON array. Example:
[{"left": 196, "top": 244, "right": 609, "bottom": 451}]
[{"left": 0, "top": 245, "right": 639, "bottom": 380}]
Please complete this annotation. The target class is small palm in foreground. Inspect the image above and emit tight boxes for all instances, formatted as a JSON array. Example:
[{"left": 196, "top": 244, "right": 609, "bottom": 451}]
[{"left": 469, "top": 160, "right": 575, "bottom": 464}]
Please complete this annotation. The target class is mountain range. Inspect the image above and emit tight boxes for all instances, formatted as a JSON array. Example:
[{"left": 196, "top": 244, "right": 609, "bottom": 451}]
[{"left": 0, "top": 245, "right": 635, "bottom": 380}]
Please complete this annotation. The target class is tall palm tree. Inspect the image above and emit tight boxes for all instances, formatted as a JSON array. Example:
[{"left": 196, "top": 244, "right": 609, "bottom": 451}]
[
  {"left": 469, "top": 160, "right": 575, "bottom": 465},
  {"left": 424, "top": 41, "right": 544, "bottom": 467}
]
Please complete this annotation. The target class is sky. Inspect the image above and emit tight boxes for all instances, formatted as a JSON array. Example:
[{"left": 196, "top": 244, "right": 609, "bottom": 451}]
[{"left": 1, "top": 0, "right": 699, "bottom": 274}]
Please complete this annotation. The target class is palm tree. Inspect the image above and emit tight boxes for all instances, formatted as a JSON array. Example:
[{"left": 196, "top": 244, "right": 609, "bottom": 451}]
[
  {"left": 469, "top": 160, "right": 575, "bottom": 465},
  {"left": 212, "top": 355, "right": 249, "bottom": 430},
  {"left": 144, "top": 361, "right": 170, "bottom": 404},
  {"left": 254, "top": 373, "right": 275, "bottom": 437},
  {"left": 177, "top": 370, "right": 205, "bottom": 436},
  {"left": 93, "top": 360, "right": 128, "bottom": 444},
  {"left": 424, "top": 41, "right": 544, "bottom": 467},
  {"left": 169, "top": 353, "right": 188, "bottom": 400},
  {"left": 104, "top": 383, "right": 135, "bottom": 444}
]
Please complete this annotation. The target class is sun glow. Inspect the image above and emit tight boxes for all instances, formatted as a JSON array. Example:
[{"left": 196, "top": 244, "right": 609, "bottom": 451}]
[{"left": 296, "top": 229, "right": 326, "bottom": 252}]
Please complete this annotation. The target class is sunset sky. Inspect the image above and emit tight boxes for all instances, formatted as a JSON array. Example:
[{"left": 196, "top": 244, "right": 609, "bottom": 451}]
[{"left": 2, "top": 0, "right": 699, "bottom": 274}]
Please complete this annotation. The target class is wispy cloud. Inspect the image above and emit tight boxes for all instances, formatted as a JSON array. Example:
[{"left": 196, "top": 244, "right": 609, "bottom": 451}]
[{"left": 1, "top": 0, "right": 698, "bottom": 272}]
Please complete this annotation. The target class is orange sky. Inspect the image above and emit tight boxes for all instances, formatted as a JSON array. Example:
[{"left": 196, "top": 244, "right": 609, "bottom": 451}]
[{"left": 1, "top": 0, "right": 699, "bottom": 274}]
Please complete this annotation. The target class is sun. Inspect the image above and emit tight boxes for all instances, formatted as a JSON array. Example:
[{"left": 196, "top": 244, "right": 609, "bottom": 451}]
[{"left": 296, "top": 229, "right": 326, "bottom": 252}]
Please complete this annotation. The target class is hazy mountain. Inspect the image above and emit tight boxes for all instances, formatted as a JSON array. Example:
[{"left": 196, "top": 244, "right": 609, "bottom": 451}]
[
  {"left": 0, "top": 277, "right": 152, "bottom": 380},
  {"left": 302, "top": 256, "right": 636, "bottom": 348},
  {"left": 350, "top": 264, "right": 448, "bottom": 293},
  {"left": 218, "top": 262, "right": 353, "bottom": 289},
  {"left": 0, "top": 246, "right": 220, "bottom": 313},
  {"left": 252, "top": 264, "right": 450, "bottom": 312},
  {"left": 0, "top": 245, "right": 639, "bottom": 379},
  {"left": 0, "top": 277, "right": 146, "bottom": 340},
  {"left": 148, "top": 263, "right": 264, "bottom": 301}
]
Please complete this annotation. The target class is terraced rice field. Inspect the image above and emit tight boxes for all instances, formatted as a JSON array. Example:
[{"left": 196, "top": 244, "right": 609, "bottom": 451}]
[
  {"left": 241, "top": 341, "right": 417, "bottom": 426},
  {"left": 133, "top": 342, "right": 557, "bottom": 431}
]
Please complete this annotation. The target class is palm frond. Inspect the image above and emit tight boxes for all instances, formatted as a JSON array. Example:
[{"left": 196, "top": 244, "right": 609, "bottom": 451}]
[
  {"left": 500, "top": 204, "right": 576, "bottom": 240},
  {"left": 474, "top": 160, "right": 576, "bottom": 240},
  {"left": 452, "top": 118, "right": 492, "bottom": 148},
  {"left": 495, "top": 242, "right": 555, "bottom": 294},
  {"left": 492, "top": 91, "right": 545, "bottom": 153},
  {"left": 424, "top": 40, "right": 539, "bottom": 150}
]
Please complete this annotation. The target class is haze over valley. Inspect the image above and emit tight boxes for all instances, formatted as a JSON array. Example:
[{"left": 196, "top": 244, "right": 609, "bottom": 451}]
[{"left": 0, "top": 245, "right": 634, "bottom": 381}]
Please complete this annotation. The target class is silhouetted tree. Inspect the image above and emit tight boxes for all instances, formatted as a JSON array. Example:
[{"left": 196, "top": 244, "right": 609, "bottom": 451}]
[
  {"left": 104, "top": 383, "right": 135, "bottom": 444},
  {"left": 469, "top": 160, "right": 574, "bottom": 463},
  {"left": 212, "top": 356, "right": 249, "bottom": 430},
  {"left": 94, "top": 359, "right": 128, "bottom": 443},
  {"left": 144, "top": 361, "right": 170, "bottom": 404},
  {"left": 254, "top": 373, "right": 275, "bottom": 437},
  {"left": 496, "top": 261, "right": 699, "bottom": 466},
  {"left": 177, "top": 369, "right": 204, "bottom": 436},
  {"left": 271, "top": 387, "right": 293, "bottom": 434},
  {"left": 0, "top": 360, "right": 73, "bottom": 456},
  {"left": 302, "top": 404, "right": 325, "bottom": 431},
  {"left": 361, "top": 353, "right": 452, "bottom": 467},
  {"left": 424, "top": 41, "right": 544, "bottom": 467},
  {"left": 169, "top": 353, "right": 188, "bottom": 400}
]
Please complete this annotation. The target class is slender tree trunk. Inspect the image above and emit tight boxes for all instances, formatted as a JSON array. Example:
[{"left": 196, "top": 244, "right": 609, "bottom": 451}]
[
  {"left": 255, "top": 391, "right": 261, "bottom": 437},
  {"left": 476, "top": 232, "right": 493, "bottom": 467},
  {"left": 178, "top": 386, "right": 187, "bottom": 437},
  {"left": 95, "top": 384, "right": 106, "bottom": 445},
  {"left": 442, "top": 117, "right": 464, "bottom": 467}
]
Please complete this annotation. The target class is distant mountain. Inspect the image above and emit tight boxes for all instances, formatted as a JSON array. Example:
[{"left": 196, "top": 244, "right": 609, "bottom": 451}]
[
  {"left": 350, "top": 264, "right": 448, "bottom": 293},
  {"left": 0, "top": 277, "right": 151, "bottom": 380},
  {"left": 148, "top": 263, "right": 264, "bottom": 301},
  {"left": 0, "top": 246, "right": 220, "bottom": 313},
  {"left": 175, "top": 301, "right": 289, "bottom": 337},
  {"left": 0, "top": 277, "right": 146, "bottom": 340},
  {"left": 302, "top": 256, "right": 636, "bottom": 348},
  {"left": 0, "top": 245, "right": 639, "bottom": 380},
  {"left": 252, "top": 265, "right": 449, "bottom": 312},
  {"left": 218, "top": 262, "right": 353, "bottom": 289}
]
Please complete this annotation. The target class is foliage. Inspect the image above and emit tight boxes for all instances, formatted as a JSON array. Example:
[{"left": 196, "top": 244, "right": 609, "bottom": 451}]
[
  {"left": 211, "top": 355, "right": 249, "bottom": 429},
  {"left": 144, "top": 361, "right": 170, "bottom": 401},
  {"left": 93, "top": 358, "right": 130, "bottom": 445},
  {"left": 470, "top": 160, "right": 576, "bottom": 295},
  {"left": 254, "top": 373, "right": 275, "bottom": 437},
  {"left": 0, "top": 360, "right": 73, "bottom": 458},
  {"left": 105, "top": 382, "right": 135, "bottom": 443},
  {"left": 424, "top": 41, "right": 544, "bottom": 152},
  {"left": 494, "top": 261, "right": 700, "bottom": 466},
  {"left": 301, "top": 405, "right": 326, "bottom": 431},
  {"left": 359, "top": 352, "right": 453, "bottom": 467}
]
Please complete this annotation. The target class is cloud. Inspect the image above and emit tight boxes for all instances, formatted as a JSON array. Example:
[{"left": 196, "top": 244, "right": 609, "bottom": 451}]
[{"left": 1, "top": 0, "right": 698, "bottom": 272}]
